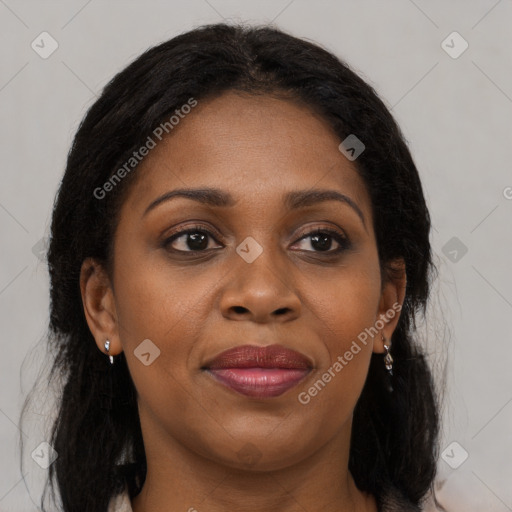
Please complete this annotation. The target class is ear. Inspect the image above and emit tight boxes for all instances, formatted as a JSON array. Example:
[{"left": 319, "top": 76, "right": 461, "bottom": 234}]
[
  {"left": 373, "top": 258, "right": 407, "bottom": 354},
  {"left": 79, "top": 257, "right": 121, "bottom": 357}
]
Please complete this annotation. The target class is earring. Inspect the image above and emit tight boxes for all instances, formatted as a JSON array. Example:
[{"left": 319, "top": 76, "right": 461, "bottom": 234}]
[
  {"left": 382, "top": 334, "right": 393, "bottom": 376},
  {"left": 104, "top": 339, "right": 114, "bottom": 365}
]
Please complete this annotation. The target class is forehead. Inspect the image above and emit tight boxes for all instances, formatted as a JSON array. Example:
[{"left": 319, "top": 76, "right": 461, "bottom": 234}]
[{"left": 123, "top": 91, "right": 372, "bottom": 219}]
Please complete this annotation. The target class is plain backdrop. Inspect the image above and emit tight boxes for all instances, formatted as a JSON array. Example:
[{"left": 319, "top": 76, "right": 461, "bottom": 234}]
[{"left": 0, "top": 1, "right": 511, "bottom": 510}]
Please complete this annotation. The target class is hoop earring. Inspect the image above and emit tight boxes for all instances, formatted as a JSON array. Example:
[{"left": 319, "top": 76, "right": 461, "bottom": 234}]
[
  {"left": 382, "top": 334, "right": 393, "bottom": 376},
  {"left": 104, "top": 339, "right": 115, "bottom": 365}
]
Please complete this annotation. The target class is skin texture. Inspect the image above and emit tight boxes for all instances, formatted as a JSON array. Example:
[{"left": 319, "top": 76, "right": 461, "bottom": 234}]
[{"left": 80, "top": 91, "right": 406, "bottom": 512}]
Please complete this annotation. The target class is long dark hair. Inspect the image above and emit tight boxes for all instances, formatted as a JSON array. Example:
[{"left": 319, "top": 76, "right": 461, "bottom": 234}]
[{"left": 21, "top": 23, "right": 440, "bottom": 512}]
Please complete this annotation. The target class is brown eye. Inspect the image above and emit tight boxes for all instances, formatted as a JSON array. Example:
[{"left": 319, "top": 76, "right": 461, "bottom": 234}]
[
  {"left": 163, "top": 225, "right": 222, "bottom": 253},
  {"left": 292, "top": 228, "right": 351, "bottom": 254}
]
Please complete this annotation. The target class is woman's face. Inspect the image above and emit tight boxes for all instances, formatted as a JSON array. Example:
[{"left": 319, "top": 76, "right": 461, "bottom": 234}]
[{"left": 82, "top": 91, "right": 404, "bottom": 471}]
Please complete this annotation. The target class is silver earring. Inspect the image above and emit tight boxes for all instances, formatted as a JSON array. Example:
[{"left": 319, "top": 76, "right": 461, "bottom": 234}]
[
  {"left": 382, "top": 334, "right": 393, "bottom": 376},
  {"left": 104, "top": 340, "right": 114, "bottom": 365}
]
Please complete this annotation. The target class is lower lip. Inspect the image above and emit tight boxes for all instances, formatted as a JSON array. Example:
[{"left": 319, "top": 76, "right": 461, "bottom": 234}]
[{"left": 205, "top": 368, "right": 310, "bottom": 398}]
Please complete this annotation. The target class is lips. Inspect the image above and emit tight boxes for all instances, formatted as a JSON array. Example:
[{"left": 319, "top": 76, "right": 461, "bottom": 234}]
[{"left": 203, "top": 344, "right": 312, "bottom": 398}]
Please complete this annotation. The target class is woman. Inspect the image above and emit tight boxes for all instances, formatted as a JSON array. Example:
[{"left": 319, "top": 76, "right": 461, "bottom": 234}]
[{"left": 23, "top": 23, "right": 441, "bottom": 512}]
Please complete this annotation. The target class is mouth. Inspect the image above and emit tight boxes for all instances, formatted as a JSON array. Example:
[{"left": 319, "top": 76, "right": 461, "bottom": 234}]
[{"left": 202, "top": 344, "right": 313, "bottom": 399}]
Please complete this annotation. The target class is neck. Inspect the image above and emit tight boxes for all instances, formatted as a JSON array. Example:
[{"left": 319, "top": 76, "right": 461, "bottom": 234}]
[{"left": 131, "top": 419, "right": 377, "bottom": 512}]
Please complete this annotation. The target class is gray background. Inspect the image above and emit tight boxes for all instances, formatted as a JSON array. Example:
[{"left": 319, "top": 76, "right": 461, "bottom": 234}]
[{"left": 1, "top": 1, "right": 511, "bottom": 510}]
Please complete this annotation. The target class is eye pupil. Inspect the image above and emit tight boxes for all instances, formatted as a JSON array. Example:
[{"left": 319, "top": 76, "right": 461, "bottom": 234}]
[
  {"left": 311, "top": 233, "right": 332, "bottom": 251},
  {"left": 187, "top": 232, "right": 208, "bottom": 250}
]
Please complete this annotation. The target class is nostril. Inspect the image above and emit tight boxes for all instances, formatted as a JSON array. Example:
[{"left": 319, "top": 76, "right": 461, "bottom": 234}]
[
  {"left": 232, "top": 306, "right": 248, "bottom": 314},
  {"left": 274, "top": 308, "right": 290, "bottom": 316}
]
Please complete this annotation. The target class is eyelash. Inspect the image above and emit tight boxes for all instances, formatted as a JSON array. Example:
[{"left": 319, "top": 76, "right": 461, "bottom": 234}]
[
  {"left": 295, "top": 227, "right": 351, "bottom": 254},
  {"left": 162, "top": 224, "right": 351, "bottom": 255}
]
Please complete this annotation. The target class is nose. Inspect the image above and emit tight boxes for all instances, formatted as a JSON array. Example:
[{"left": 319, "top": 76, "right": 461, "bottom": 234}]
[{"left": 219, "top": 249, "right": 301, "bottom": 324}]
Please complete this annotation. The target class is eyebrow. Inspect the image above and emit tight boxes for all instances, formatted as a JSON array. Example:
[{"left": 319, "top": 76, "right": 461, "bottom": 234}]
[{"left": 142, "top": 187, "right": 366, "bottom": 228}]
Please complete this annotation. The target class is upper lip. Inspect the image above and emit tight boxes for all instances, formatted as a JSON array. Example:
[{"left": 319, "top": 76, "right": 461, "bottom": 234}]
[{"left": 203, "top": 344, "right": 313, "bottom": 370}]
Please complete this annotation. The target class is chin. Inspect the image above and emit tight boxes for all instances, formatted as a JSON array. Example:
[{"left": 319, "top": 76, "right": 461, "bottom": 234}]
[{"left": 204, "top": 438, "right": 316, "bottom": 473}]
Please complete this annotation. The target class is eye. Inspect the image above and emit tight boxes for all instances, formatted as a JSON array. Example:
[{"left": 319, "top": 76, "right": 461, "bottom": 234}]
[
  {"left": 292, "top": 227, "right": 351, "bottom": 254},
  {"left": 162, "top": 225, "right": 223, "bottom": 253},
  {"left": 162, "top": 224, "right": 350, "bottom": 255}
]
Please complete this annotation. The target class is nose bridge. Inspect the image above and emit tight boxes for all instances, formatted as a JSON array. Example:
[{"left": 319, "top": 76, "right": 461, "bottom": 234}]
[
  {"left": 219, "top": 233, "right": 300, "bottom": 321},
  {"left": 236, "top": 233, "right": 289, "bottom": 293}
]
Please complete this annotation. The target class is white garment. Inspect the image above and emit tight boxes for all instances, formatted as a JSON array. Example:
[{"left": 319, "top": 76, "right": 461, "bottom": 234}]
[{"left": 108, "top": 486, "right": 133, "bottom": 512}]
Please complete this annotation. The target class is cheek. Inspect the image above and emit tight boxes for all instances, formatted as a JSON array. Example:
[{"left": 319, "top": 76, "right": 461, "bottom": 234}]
[
  {"left": 113, "top": 245, "right": 211, "bottom": 342},
  {"left": 308, "top": 256, "right": 382, "bottom": 346},
  {"left": 111, "top": 247, "right": 224, "bottom": 405},
  {"left": 300, "top": 258, "right": 381, "bottom": 403},
  {"left": 111, "top": 260, "right": 208, "bottom": 437}
]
